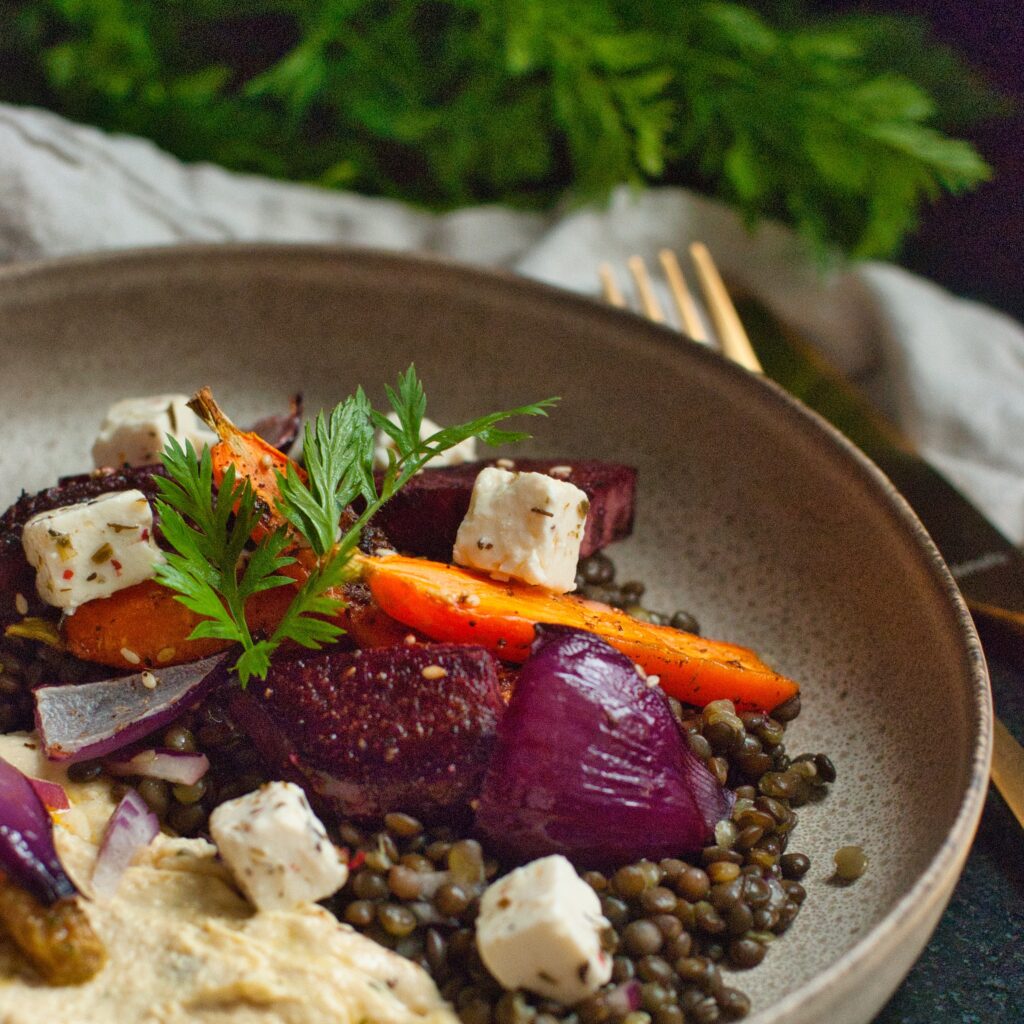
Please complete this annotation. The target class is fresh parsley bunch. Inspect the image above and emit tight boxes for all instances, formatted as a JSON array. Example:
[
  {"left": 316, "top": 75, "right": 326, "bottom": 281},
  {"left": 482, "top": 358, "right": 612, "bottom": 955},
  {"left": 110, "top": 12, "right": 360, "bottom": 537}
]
[
  {"left": 0, "top": 1, "right": 1003, "bottom": 259},
  {"left": 153, "top": 368, "right": 556, "bottom": 683}
]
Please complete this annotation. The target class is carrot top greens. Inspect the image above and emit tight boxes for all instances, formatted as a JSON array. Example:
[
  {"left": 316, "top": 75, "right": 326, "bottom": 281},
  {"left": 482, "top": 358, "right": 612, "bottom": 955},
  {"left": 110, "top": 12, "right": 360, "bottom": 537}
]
[{"left": 153, "top": 367, "right": 556, "bottom": 684}]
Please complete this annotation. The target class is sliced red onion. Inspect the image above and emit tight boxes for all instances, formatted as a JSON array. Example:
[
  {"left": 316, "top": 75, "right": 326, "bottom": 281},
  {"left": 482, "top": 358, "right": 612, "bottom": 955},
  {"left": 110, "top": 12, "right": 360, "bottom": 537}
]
[
  {"left": 92, "top": 789, "right": 159, "bottom": 898},
  {"left": 105, "top": 748, "right": 209, "bottom": 785},
  {"left": 604, "top": 981, "right": 641, "bottom": 1017},
  {"left": 27, "top": 776, "right": 70, "bottom": 811},
  {"left": 474, "top": 625, "right": 733, "bottom": 867},
  {"left": 34, "top": 653, "right": 228, "bottom": 762},
  {"left": 0, "top": 755, "right": 76, "bottom": 904}
]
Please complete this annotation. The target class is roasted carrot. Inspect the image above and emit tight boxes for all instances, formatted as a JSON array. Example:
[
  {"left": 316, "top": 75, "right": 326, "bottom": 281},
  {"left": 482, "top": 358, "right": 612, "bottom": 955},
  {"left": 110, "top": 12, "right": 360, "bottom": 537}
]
[
  {"left": 189, "top": 387, "right": 303, "bottom": 540},
  {"left": 358, "top": 554, "right": 799, "bottom": 711},
  {"left": 62, "top": 569, "right": 310, "bottom": 670},
  {"left": 61, "top": 557, "right": 414, "bottom": 669},
  {"left": 0, "top": 877, "right": 106, "bottom": 986},
  {"left": 63, "top": 580, "right": 232, "bottom": 669}
]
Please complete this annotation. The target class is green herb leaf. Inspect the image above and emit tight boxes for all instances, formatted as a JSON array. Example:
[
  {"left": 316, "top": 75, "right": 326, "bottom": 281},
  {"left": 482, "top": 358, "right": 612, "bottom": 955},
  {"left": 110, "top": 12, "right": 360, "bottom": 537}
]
[
  {"left": 154, "top": 440, "right": 298, "bottom": 685},
  {"left": 156, "top": 371, "right": 557, "bottom": 684},
  {"left": 0, "top": 2, "right": 1001, "bottom": 259}
]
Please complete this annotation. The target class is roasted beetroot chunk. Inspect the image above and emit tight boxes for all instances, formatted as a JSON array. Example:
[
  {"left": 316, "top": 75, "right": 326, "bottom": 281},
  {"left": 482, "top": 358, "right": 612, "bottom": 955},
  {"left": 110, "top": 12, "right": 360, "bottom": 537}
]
[
  {"left": 228, "top": 644, "right": 504, "bottom": 821},
  {"left": 0, "top": 466, "right": 168, "bottom": 537},
  {"left": 372, "top": 459, "right": 637, "bottom": 561},
  {"left": 247, "top": 393, "right": 303, "bottom": 454},
  {"left": 0, "top": 533, "right": 47, "bottom": 628}
]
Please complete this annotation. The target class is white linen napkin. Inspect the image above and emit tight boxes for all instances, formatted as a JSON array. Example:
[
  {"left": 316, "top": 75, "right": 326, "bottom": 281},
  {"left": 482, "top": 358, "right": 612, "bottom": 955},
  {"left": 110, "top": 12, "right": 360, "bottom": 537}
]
[{"left": 2, "top": 102, "right": 1022, "bottom": 543}]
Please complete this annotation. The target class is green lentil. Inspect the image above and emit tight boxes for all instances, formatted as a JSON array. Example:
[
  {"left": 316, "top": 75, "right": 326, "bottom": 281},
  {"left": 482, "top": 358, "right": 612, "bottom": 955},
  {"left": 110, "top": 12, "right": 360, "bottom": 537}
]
[
  {"left": 162, "top": 725, "right": 196, "bottom": 752},
  {"left": 833, "top": 845, "right": 868, "bottom": 881}
]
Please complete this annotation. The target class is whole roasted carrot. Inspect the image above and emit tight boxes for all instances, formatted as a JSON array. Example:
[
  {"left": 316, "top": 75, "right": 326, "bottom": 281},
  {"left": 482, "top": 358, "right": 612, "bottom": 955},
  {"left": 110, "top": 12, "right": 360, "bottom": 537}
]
[{"left": 358, "top": 553, "right": 799, "bottom": 712}]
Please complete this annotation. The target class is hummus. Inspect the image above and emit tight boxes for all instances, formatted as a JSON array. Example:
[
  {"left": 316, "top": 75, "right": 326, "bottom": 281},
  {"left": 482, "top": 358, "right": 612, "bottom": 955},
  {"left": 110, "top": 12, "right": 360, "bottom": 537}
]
[{"left": 0, "top": 735, "right": 459, "bottom": 1024}]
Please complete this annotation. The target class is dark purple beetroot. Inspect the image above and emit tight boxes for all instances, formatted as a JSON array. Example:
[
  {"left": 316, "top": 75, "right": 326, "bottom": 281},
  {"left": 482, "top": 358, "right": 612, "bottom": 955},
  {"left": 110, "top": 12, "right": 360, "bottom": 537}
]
[
  {"left": 248, "top": 393, "right": 303, "bottom": 454},
  {"left": 0, "top": 532, "right": 48, "bottom": 628},
  {"left": 372, "top": 459, "right": 637, "bottom": 561},
  {"left": 228, "top": 644, "right": 503, "bottom": 821},
  {"left": 0, "top": 465, "right": 168, "bottom": 537}
]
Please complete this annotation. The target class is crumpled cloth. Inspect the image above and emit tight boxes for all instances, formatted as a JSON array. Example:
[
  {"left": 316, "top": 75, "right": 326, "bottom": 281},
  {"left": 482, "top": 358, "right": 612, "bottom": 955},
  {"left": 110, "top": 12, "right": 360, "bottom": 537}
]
[{"left": 2, "top": 102, "right": 1022, "bottom": 543}]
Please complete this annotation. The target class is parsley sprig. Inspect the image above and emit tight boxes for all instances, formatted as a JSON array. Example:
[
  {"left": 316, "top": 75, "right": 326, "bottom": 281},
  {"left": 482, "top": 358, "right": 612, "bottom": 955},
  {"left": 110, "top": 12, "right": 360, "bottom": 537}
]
[
  {"left": 155, "top": 367, "right": 556, "bottom": 684},
  {"left": 153, "top": 441, "right": 298, "bottom": 682}
]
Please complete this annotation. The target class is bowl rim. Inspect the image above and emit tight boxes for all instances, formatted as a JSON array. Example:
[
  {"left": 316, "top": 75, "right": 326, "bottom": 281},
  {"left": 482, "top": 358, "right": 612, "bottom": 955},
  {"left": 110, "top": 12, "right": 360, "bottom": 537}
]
[{"left": 0, "top": 242, "right": 993, "bottom": 1019}]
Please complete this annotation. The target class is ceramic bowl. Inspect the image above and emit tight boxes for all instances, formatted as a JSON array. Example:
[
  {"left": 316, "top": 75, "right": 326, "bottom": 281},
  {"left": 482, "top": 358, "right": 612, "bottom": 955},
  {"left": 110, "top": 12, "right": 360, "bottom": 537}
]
[{"left": 0, "top": 245, "right": 991, "bottom": 1024}]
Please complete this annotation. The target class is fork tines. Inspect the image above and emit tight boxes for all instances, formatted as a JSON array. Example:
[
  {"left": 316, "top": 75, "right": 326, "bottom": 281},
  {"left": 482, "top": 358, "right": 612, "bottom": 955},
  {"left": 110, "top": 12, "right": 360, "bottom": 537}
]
[{"left": 600, "top": 246, "right": 763, "bottom": 374}]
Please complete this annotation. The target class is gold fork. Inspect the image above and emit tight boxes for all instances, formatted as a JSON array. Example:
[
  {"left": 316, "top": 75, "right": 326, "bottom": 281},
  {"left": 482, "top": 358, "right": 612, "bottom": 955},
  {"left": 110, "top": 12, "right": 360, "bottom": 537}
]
[
  {"left": 599, "top": 244, "right": 762, "bottom": 373},
  {"left": 599, "top": 244, "right": 1024, "bottom": 828}
]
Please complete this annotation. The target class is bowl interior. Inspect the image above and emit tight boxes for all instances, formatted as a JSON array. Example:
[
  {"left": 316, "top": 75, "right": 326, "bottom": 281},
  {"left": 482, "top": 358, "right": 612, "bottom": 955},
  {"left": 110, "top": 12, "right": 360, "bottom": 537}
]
[{"left": 0, "top": 246, "right": 988, "bottom": 1023}]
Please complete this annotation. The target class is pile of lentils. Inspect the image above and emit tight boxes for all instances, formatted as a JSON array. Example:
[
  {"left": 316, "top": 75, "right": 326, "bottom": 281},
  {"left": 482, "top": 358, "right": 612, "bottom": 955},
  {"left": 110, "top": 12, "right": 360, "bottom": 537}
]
[
  {"left": 325, "top": 684, "right": 832, "bottom": 1024},
  {"left": 0, "top": 636, "right": 103, "bottom": 734},
  {"left": 0, "top": 551, "right": 862, "bottom": 1023}
]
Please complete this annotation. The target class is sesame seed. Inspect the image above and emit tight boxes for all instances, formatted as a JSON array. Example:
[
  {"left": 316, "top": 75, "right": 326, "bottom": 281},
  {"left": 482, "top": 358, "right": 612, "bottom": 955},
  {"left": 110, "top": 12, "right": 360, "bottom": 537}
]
[
  {"left": 421, "top": 665, "right": 447, "bottom": 680},
  {"left": 260, "top": 454, "right": 274, "bottom": 469},
  {"left": 141, "top": 671, "right": 158, "bottom": 690},
  {"left": 464, "top": 594, "right": 480, "bottom": 607},
  {"left": 634, "top": 662, "right": 647, "bottom": 679},
  {"left": 496, "top": 458, "right": 516, "bottom": 469},
  {"left": 156, "top": 647, "right": 176, "bottom": 663},
  {"left": 121, "top": 647, "right": 141, "bottom": 665},
  {"left": 646, "top": 674, "right": 661, "bottom": 687},
  {"left": 344, "top": 666, "right": 357, "bottom": 679},
  {"left": 403, "top": 634, "right": 417, "bottom": 645},
  {"left": 14, "top": 593, "right": 28, "bottom": 616},
  {"left": 549, "top": 465, "right": 573, "bottom": 478}
]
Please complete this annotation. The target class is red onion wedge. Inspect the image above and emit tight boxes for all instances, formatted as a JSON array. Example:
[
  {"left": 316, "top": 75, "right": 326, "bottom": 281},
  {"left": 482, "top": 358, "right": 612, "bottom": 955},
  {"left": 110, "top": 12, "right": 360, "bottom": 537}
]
[
  {"left": 34, "top": 653, "right": 228, "bottom": 762},
  {"left": 604, "top": 981, "right": 641, "bottom": 1017},
  {"left": 475, "top": 626, "right": 733, "bottom": 867},
  {"left": 27, "top": 776, "right": 70, "bottom": 811},
  {"left": 0, "top": 755, "right": 76, "bottom": 904},
  {"left": 105, "top": 749, "right": 209, "bottom": 785},
  {"left": 92, "top": 789, "right": 159, "bottom": 898}
]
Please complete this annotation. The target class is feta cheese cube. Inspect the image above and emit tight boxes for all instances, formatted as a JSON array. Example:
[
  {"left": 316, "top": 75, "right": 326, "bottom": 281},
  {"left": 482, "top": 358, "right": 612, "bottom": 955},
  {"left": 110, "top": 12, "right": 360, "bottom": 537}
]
[
  {"left": 209, "top": 781, "right": 348, "bottom": 911},
  {"left": 453, "top": 468, "right": 588, "bottom": 593},
  {"left": 373, "top": 412, "right": 477, "bottom": 472},
  {"left": 92, "top": 393, "right": 217, "bottom": 469},
  {"left": 476, "top": 855, "right": 611, "bottom": 1005},
  {"left": 21, "top": 490, "right": 163, "bottom": 612}
]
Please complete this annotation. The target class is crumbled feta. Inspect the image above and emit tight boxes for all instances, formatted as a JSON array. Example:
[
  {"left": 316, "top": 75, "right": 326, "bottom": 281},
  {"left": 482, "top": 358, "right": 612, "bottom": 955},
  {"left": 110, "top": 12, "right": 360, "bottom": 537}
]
[
  {"left": 21, "top": 490, "right": 163, "bottom": 613},
  {"left": 476, "top": 855, "right": 611, "bottom": 1005},
  {"left": 453, "top": 468, "right": 588, "bottom": 593},
  {"left": 372, "top": 412, "right": 477, "bottom": 472},
  {"left": 92, "top": 393, "right": 217, "bottom": 469},
  {"left": 209, "top": 781, "right": 348, "bottom": 911}
]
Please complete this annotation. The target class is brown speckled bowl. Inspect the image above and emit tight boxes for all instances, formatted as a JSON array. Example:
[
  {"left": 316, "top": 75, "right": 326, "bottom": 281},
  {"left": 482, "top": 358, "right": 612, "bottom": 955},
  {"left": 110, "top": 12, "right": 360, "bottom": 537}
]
[{"left": 0, "top": 246, "right": 991, "bottom": 1024}]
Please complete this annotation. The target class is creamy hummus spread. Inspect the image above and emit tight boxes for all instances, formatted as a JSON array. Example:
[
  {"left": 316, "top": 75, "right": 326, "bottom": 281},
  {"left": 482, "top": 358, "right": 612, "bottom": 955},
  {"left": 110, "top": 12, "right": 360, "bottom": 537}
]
[{"left": 0, "top": 734, "right": 459, "bottom": 1024}]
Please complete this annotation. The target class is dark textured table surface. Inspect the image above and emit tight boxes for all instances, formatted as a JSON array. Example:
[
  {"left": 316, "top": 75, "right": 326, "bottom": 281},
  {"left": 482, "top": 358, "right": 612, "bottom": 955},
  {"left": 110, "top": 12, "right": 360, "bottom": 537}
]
[
  {"left": 875, "top": 635, "right": 1024, "bottom": 1022},
  {"left": 842, "top": 5, "right": 1023, "bottom": 1016}
]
